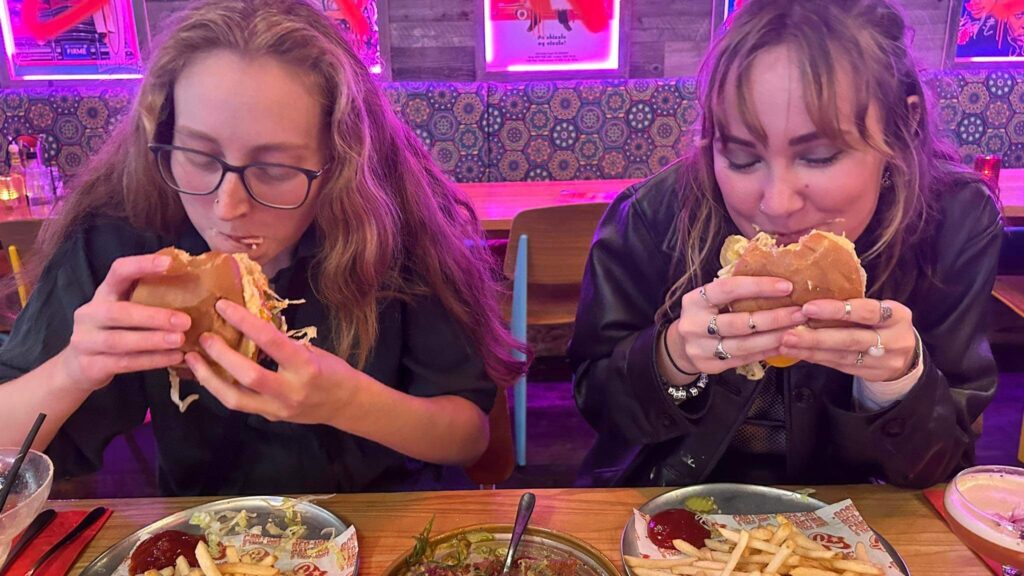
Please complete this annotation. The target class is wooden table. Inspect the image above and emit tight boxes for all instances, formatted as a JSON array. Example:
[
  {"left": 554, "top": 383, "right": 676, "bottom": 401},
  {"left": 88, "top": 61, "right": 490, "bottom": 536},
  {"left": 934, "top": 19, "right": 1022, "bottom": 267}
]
[
  {"left": 54, "top": 485, "right": 987, "bottom": 576},
  {"left": 460, "top": 179, "right": 640, "bottom": 232}
]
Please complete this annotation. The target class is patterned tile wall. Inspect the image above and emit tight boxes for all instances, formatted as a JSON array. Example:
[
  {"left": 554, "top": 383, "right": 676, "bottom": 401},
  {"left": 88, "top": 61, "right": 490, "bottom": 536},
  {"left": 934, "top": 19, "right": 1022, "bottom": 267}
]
[{"left": 1, "top": 70, "right": 1022, "bottom": 182}]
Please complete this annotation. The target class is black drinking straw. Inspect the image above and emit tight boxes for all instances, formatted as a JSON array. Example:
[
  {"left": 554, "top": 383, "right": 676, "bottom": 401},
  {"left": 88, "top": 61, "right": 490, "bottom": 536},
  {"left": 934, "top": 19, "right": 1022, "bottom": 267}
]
[{"left": 0, "top": 413, "right": 47, "bottom": 515}]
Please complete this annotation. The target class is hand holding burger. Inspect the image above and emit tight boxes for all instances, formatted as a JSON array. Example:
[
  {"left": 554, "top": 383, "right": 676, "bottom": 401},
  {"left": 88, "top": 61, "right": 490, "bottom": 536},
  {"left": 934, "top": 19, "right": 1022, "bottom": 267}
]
[{"left": 663, "top": 230, "right": 918, "bottom": 384}]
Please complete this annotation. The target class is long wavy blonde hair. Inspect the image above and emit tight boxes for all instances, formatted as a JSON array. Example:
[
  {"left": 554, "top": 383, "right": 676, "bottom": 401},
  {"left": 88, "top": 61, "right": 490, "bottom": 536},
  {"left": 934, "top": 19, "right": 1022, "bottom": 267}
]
[
  {"left": 659, "top": 0, "right": 988, "bottom": 320},
  {"left": 25, "top": 0, "right": 526, "bottom": 387}
]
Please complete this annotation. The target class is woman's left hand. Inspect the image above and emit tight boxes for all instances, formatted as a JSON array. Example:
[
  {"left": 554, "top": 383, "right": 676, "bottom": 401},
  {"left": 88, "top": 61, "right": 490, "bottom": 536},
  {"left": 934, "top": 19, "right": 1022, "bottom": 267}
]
[
  {"left": 777, "top": 298, "right": 917, "bottom": 382},
  {"left": 184, "top": 299, "right": 361, "bottom": 424}
]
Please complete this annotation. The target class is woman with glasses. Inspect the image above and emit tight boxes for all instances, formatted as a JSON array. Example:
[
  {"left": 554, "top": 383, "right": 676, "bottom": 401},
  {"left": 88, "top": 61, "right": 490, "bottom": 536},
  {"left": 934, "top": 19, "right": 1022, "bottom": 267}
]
[{"left": 0, "top": 0, "right": 524, "bottom": 495}]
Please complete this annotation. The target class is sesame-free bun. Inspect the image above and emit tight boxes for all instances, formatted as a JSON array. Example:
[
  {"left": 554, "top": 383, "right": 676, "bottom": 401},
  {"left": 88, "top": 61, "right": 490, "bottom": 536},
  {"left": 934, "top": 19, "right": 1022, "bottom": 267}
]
[
  {"left": 719, "top": 230, "right": 866, "bottom": 369},
  {"left": 129, "top": 247, "right": 256, "bottom": 377},
  {"left": 720, "top": 230, "right": 867, "bottom": 326}
]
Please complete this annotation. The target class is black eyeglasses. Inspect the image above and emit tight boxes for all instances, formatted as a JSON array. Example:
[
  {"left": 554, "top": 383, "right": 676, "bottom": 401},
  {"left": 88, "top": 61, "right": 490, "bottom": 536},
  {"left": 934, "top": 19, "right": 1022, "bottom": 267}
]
[{"left": 148, "top": 144, "right": 328, "bottom": 210}]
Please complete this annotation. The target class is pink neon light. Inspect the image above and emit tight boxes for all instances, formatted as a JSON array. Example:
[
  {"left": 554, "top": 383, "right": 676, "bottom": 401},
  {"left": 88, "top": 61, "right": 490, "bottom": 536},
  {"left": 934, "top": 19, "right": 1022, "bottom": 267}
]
[
  {"left": 964, "top": 56, "right": 1024, "bottom": 63},
  {"left": 23, "top": 73, "right": 142, "bottom": 80},
  {"left": 485, "top": 0, "right": 620, "bottom": 72}
]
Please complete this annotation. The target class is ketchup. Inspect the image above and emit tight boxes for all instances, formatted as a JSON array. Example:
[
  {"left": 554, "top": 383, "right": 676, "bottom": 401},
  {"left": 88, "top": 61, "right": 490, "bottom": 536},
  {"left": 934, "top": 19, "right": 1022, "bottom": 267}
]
[
  {"left": 128, "top": 530, "right": 206, "bottom": 575},
  {"left": 646, "top": 508, "right": 710, "bottom": 550}
]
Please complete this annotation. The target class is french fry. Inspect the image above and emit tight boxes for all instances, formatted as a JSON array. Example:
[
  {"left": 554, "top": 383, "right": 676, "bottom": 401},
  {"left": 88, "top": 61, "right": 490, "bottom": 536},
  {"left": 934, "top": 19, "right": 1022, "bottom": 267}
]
[
  {"left": 721, "top": 529, "right": 750, "bottom": 576},
  {"left": 216, "top": 563, "right": 280, "bottom": 576},
  {"left": 855, "top": 543, "right": 869, "bottom": 563},
  {"left": 144, "top": 569, "right": 161, "bottom": 576},
  {"left": 750, "top": 528, "right": 774, "bottom": 541},
  {"left": 693, "top": 560, "right": 726, "bottom": 569},
  {"left": 790, "top": 568, "right": 841, "bottom": 576},
  {"left": 188, "top": 568, "right": 203, "bottom": 576},
  {"left": 160, "top": 567, "right": 175, "bottom": 576},
  {"left": 788, "top": 531, "right": 825, "bottom": 552},
  {"left": 195, "top": 542, "right": 223, "bottom": 576},
  {"left": 766, "top": 540, "right": 797, "bottom": 573},
  {"left": 770, "top": 523, "right": 793, "bottom": 546},
  {"left": 257, "top": 555, "right": 277, "bottom": 567},
  {"left": 624, "top": 555, "right": 697, "bottom": 569},
  {"left": 631, "top": 567, "right": 675, "bottom": 576},
  {"left": 705, "top": 540, "right": 734, "bottom": 553},
  {"left": 795, "top": 548, "right": 838, "bottom": 560},
  {"left": 225, "top": 546, "right": 240, "bottom": 564},
  {"left": 826, "top": 559, "right": 883, "bottom": 575},
  {"left": 673, "top": 539, "right": 704, "bottom": 557},
  {"left": 175, "top": 555, "right": 191, "bottom": 576}
]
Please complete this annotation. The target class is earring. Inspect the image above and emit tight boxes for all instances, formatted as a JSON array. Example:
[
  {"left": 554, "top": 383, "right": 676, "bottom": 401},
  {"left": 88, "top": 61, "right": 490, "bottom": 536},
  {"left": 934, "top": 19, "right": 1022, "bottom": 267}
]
[{"left": 881, "top": 166, "right": 894, "bottom": 189}]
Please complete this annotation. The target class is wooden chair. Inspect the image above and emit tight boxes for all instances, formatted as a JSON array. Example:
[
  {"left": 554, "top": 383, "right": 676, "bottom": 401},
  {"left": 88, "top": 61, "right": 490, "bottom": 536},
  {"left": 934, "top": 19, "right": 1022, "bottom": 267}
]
[{"left": 504, "top": 201, "right": 610, "bottom": 466}]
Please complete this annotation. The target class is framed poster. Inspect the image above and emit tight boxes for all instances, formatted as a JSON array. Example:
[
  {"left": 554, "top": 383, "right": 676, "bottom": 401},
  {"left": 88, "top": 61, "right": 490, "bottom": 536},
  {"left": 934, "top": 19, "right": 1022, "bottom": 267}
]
[
  {"left": 478, "top": 0, "right": 624, "bottom": 79},
  {"left": 710, "top": 0, "right": 744, "bottom": 37},
  {"left": 0, "top": 0, "right": 149, "bottom": 82},
  {"left": 944, "top": 0, "right": 1024, "bottom": 65},
  {"left": 315, "top": 0, "right": 388, "bottom": 77}
]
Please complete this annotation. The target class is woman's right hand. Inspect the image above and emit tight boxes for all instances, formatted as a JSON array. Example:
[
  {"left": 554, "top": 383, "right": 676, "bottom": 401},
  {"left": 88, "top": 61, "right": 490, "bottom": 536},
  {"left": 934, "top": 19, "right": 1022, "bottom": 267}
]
[
  {"left": 665, "top": 277, "right": 806, "bottom": 375},
  {"left": 58, "top": 253, "right": 191, "bottom": 391}
]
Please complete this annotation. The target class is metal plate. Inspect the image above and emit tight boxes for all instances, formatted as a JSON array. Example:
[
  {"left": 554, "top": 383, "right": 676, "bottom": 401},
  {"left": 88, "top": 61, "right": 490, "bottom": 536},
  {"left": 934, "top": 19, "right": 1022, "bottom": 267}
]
[
  {"left": 79, "top": 496, "right": 353, "bottom": 576},
  {"left": 381, "top": 523, "right": 618, "bottom": 576},
  {"left": 620, "top": 484, "right": 909, "bottom": 576}
]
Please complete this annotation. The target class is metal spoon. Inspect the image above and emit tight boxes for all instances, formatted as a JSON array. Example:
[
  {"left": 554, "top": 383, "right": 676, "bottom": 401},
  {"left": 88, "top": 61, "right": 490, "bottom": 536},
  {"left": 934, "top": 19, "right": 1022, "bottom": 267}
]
[{"left": 500, "top": 492, "right": 536, "bottom": 576}]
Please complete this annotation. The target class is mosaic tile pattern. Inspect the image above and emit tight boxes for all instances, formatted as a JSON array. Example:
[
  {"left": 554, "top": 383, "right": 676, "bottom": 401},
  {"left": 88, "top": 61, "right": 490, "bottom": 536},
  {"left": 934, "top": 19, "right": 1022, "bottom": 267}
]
[{"left": 1, "top": 70, "right": 1022, "bottom": 182}]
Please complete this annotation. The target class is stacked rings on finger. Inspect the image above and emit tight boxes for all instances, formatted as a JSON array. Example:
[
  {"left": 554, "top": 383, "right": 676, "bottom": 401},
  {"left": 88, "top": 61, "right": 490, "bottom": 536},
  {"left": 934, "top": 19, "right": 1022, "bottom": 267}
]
[
  {"left": 842, "top": 300, "right": 853, "bottom": 320},
  {"left": 747, "top": 314, "right": 757, "bottom": 333},
  {"left": 868, "top": 330, "right": 886, "bottom": 357},
  {"left": 707, "top": 315, "right": 719, "bottom": 336},
  {"left": 714, "top": 338, "right": 732, "bottom": 360},
  {"left": 879, "top": 302, "right": 893, "bottom": 324}
]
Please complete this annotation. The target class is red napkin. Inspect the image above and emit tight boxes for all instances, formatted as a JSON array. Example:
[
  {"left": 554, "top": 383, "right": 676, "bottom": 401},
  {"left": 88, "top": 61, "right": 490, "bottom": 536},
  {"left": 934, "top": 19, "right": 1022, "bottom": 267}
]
[
  {"left": 5, "top": 508, "right": 113, "bottom": 576},
  {"left": 923, "top": 487, "right": 1001, "bottom": 575}
]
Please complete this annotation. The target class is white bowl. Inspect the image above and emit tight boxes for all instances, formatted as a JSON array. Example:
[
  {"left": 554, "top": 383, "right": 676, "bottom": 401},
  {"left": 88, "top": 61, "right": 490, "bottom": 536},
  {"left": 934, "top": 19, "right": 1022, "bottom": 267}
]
[{"left": 0, "top": 448, "right": 54, "bottom": 567}]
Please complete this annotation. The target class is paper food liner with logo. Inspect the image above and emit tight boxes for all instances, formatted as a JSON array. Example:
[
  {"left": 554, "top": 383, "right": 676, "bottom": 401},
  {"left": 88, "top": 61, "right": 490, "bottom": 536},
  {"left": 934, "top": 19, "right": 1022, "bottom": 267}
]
[
  {"left": 630, "top": 499, "right": 903, "bottom": 576},
  {"left": 114, "top": 527, "right": 359, "bottom": 576}
]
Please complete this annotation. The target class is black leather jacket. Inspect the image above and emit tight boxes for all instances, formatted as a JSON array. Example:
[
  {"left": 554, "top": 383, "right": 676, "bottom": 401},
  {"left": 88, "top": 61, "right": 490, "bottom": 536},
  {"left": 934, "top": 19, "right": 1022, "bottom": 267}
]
[{"left": 569, "top": 160, "right": 1001, "bottom": 488}]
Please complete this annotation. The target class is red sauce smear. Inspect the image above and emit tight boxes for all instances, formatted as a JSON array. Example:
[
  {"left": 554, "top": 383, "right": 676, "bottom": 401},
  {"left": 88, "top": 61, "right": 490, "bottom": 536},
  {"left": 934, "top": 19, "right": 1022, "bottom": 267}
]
[
  {"left": 646, "top": 508, "right": 710, "bottom": 550},
  {"left": 129, "top": 530, "right": 206, "bottom": 576}
]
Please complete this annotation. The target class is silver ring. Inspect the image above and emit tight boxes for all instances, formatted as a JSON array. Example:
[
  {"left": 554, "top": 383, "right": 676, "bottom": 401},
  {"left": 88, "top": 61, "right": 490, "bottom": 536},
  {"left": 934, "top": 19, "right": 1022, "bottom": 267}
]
[
  {"left": 879, "top": 302, "right": 893, "bottom": 324},
  {"left": 842, "top": 300, "right": 853, "bottom": 320},
  {"left": 714, "top": 338, "right": 732, "bottom": 360},
  {"left": 699, "top": 285, "right": 714, "bottom": 308},
  {"left": 868, "top": 330, "right": 886, "bottom": 357},
  {"left": 855, "top": 351, "right": 865, "bottom": 365},
  {"left": 707, "top": 315, "right": 719, "bottom": 336},
  {"left": 747, "top": 313, "right": 757, "bottom": 333}
]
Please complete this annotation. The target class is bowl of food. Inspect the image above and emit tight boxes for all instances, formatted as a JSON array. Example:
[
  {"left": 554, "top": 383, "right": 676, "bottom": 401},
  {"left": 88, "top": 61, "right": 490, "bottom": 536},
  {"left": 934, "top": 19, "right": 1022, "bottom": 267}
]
[
  {"left": 384, "top": 521, "right": 618, "bottom": 576},
  {"left": 0, "top": 448, "right": 54, "bottom": 567}
]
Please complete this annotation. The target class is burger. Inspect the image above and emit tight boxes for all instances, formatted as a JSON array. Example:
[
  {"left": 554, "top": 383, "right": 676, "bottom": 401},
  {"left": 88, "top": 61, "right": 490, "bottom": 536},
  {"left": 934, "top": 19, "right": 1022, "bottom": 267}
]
[
  {"left": 717, "top": 230, "right": 866, "bottom": 373},
  {"left": 129, "top": 247, "right": 302, "bottom": 412}
]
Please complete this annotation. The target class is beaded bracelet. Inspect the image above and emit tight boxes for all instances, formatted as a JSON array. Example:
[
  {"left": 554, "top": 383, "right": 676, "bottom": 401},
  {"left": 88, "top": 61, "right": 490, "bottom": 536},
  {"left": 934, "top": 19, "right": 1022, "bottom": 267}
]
[{"left": 657, "top": 324, "right": 708, "bottom": 403}]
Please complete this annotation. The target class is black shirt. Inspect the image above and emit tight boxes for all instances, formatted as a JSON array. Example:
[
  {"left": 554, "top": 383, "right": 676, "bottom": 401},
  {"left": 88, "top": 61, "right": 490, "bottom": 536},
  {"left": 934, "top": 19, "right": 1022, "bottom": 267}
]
[{"left": 0, "top": 216, "right": 496, "bottom": 495}]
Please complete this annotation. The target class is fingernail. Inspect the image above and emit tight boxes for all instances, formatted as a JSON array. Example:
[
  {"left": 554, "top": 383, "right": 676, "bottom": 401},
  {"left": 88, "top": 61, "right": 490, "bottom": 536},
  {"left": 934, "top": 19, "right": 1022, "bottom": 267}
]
[
  {"left": 215, "top": 299, "right": 229, "bottom": 314},
  {"left": 199, "top": 333, "right": 213, "bottom": 347},
  {"left": 154, "top": 255, "right": 171, "bottom": 269},
  {"left": 776, "top": 281, "right": 793, "bottom": 292},
  {"left": 170, "top": 314, "right": 190, "bottom": 329},
  {"left": 165, "top": 332, "right": 183, "bottom": 345},
  {"left": 783, "top": 334, "right": 798, "bottom": 347},
  {"left": 803, "top": 304, "right": 820, "bottom": 316},
  {"left": 791, "top": 311, "right": 807, "bottom": 323}
]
